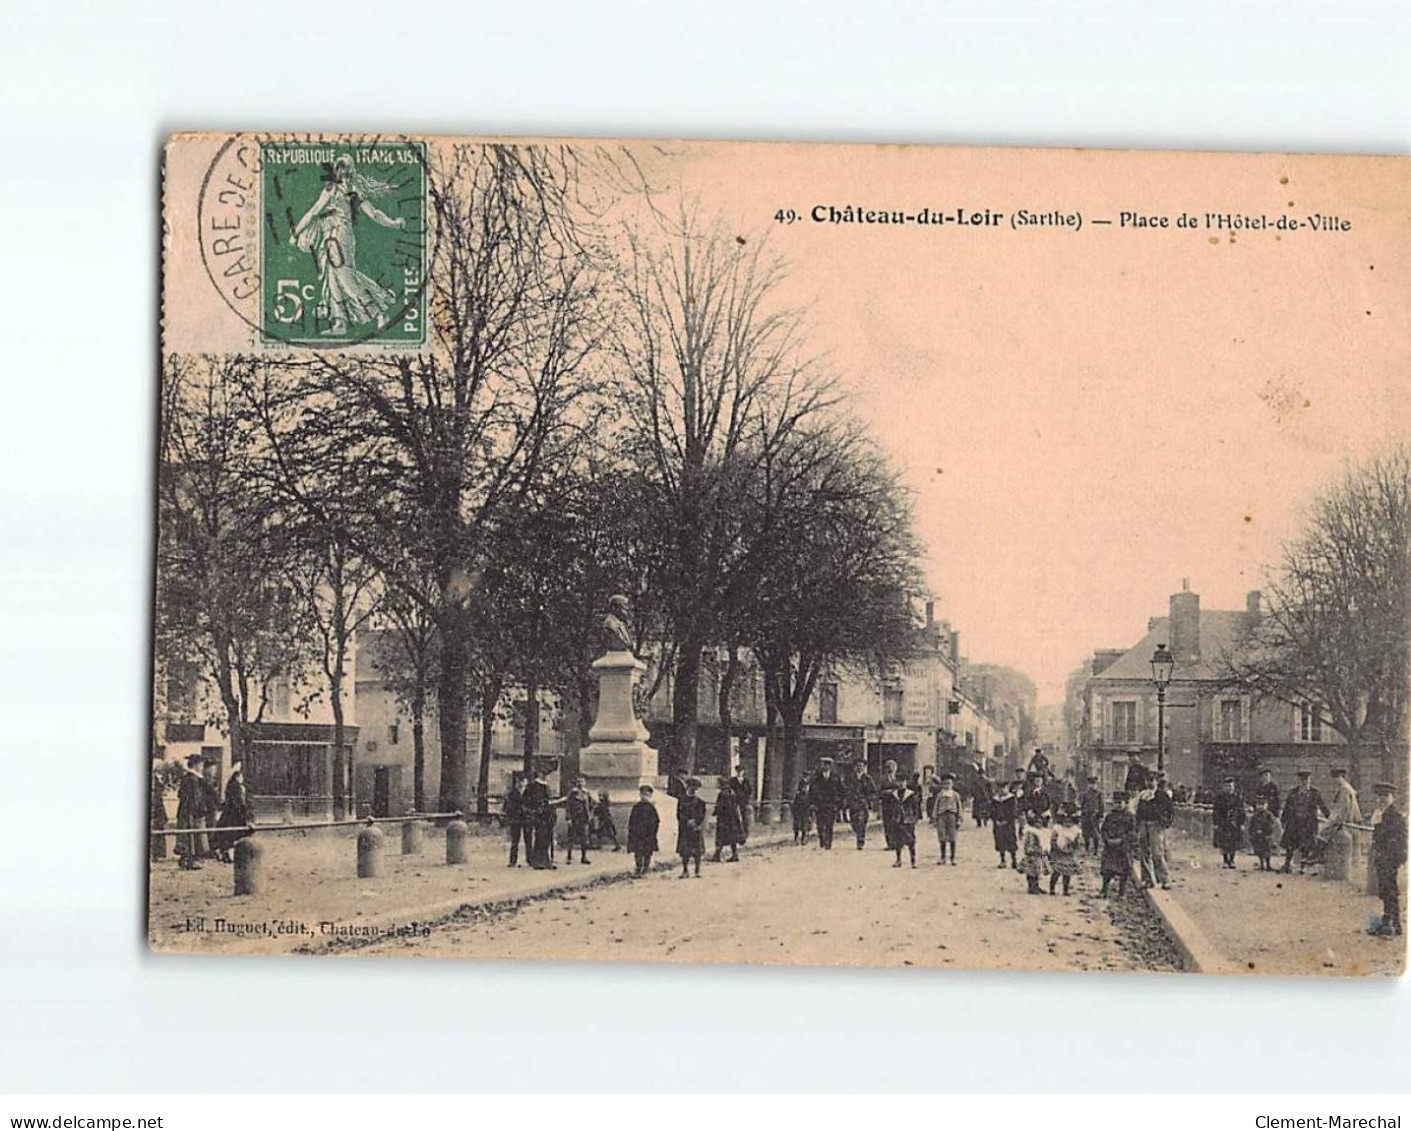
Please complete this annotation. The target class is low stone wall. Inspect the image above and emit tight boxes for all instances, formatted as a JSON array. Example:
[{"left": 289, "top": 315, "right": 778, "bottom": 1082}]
[{"left": 1171, "top": 803, "right": 1376, "bottom": 891}]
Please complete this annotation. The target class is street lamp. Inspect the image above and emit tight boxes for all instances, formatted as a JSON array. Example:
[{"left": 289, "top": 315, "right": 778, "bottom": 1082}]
[{"left": 1150, "top": 643, "right": 1175, "bottom": 775}]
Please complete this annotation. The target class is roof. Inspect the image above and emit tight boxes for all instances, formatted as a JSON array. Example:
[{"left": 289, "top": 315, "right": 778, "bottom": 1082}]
[{"left": 1091, "top": 609, "right": 1250, "bottom": 684}]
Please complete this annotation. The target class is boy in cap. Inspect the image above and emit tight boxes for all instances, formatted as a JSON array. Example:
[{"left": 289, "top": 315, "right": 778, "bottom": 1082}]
[
  {"left": 676, "top": 777, "right": 706, "bottom": 878},
  {"left": 1099, "top": 791, "right": 1137, "bottom": 899},
  {"left": 564, "top": 775, "right": 593, "bottom": 864},
  {"left": 1212, "top": 775, "right": 1246, "bottom": 869},
  {"left": 627, "top": 784, "right": 660, "bottom": 876},
  {"left": 1254, "top": 766, "right": 1280, "bottom": 814},
  {"left": 890, "top": 775, "right": 919, "bottom": 868},
  {"left": 931, "top": 771, "right": 962, "bottom": 865},
  {"left": 1247, "top": 794, "right": 1281, "bottom": 871},
  {"left": 1368, "top": 782, "right": 1405, "bottom": 937}
]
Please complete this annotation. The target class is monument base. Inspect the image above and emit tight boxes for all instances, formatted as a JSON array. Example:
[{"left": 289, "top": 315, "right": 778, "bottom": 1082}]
[{"left": 579, "top": 739, "right": 677, "bottom": 859}]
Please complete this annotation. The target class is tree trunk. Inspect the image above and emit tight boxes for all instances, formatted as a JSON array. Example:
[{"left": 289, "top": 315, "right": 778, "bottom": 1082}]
[
  {"left": 330, "top": 673, "right": 346, "bottom": 819},
  {"left": 761, "top": 688, "right": 781, "bottom": 813},
  {"left": 781, "top": 704, "right": 805, "bottom": 796},
  {"left": 411, "top": 701, "right": 426, "bottom": 812},
  {"left": 718, "top": 644, "right": 738, "bottom": 770},
  {"left": 672, "top": 641, "right": 703, "bottom": 773},
  {"left": 476, "top": 677, "right": 500, "bottom": 816},
  {"left": 522, "top": 676, "right": 540, "bottom": 777},
  {"left": 436, "top": 609, "right": 470, "bottom": 814}
]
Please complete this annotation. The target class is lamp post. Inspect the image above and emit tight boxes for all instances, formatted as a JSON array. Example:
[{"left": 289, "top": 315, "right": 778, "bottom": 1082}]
[{"left": 1150, "top": 643, "right": 1175, "bottom": 776}]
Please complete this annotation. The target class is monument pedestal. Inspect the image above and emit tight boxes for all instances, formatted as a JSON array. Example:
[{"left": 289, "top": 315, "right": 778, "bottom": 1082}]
[{"left": 578, "top": 651, "right": 677, "bottom": 854}]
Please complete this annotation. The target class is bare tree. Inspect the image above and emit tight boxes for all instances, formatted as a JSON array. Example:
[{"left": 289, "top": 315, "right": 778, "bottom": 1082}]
[
  {"left": 1222, "top": 445, "right": 1410, "bottom": 787},
  {"left": 245, "top": 145, "right": 608, "bottom": 814},
  {"left": 156, "top": 355, "right": 310, "bottom": 771},
  {"left": 614, "top": 207, "right": 836, "bottom": 773}
]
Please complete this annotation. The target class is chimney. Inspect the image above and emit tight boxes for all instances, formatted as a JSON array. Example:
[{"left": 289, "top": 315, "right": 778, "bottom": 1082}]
[
  {"left": 948, "top": 630, "right": 960, "bottom": 665},
  {"left": 1245, "top": 589, "right": 1262, "bottom": 626},
  {"left": 1169, "top": 579, "right": 1200, "bottom": 663},
  {"left": 1092, "top": 648, "right": 1125, "bottom": 676},
  {"left": 925, "top": 600, "right": 935, "bottom": 628}
]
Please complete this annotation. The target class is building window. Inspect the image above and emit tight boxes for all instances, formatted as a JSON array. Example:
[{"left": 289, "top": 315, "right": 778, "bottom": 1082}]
[
  {"left": 1298, "top": 702, "right": 1324, "bottom": 743},
  {"left": 1113, "top": 701, "right": 1137, "bottom": 744},
  {"left": 818, "top": 682, "right": 838, "bottom": 725},
  {"left": 883, "top": 685, "right": 904, "bottom": 725},
  {"left": 1219, "top": 699, "right": 1243, "bottom": 742},
  {"left": 388, "top": 722, "right": 400, "bottom": 746}
]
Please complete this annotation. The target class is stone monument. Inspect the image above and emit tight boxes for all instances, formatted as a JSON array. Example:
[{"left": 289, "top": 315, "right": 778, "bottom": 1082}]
[{"left": 578, "top": 595, "right": 675, "bottom": 848}]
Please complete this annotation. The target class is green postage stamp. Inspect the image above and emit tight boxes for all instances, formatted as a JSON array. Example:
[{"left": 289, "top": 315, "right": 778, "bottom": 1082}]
[{"left": 258, "top": 140, "right": 427, "bottom": 345}]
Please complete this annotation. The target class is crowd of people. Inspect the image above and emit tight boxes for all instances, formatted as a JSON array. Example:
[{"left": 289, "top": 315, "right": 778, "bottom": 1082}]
[{"left": 149, "top": 753, "right": 252, "bottom": 870}]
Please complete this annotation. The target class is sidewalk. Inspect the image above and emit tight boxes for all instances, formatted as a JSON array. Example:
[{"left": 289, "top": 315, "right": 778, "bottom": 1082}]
[
  {"left": 149, "top": 819, "right": 796, "bottom": 956},
  {"left": 1152, "top": 827, "right": 1405, "bottom": 977}
]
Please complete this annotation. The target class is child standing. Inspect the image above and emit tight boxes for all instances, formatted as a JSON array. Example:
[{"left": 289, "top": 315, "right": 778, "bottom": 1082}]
[
  {"left": 591, "top": 789, "right": 621, "bottom": 852},
  {"left": 1020, "top": 812, "right": 1050, "bottom": 894},
  {"left": 564, "top": 776, "right": 593, "bottom": 864},
  {"left": 627, "top": 784, "right": 660, "bottom": 876},
  {"left": 1048, "top": 804, "right": 1081, "bottom": 896},
  {"left": 990, "top": 781, "right": 1019, "bottom": 870},
  {"left": 891, "top": 777, "right": 919, "bottom": 868},
  {"left": 792, "top": 775, "right": 812, "bottom": 845},
  {"left": 1099, "top": 791, "right": 1137, "bottom": 898},
  {"left": 1247, "top": 797, "right": 1280, "bottom": 871},
  {"left": 676, "top": 777, "right": 706, "bottom": 878},
  {"left": 932, "top": 771, "right": 962, "bottom": 865}
]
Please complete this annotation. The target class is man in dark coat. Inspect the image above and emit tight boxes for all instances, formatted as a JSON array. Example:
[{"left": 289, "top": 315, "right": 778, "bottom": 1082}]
[
  {"left": 1368, "top": 782, "right": 1406, "bottom": 937},
  {"left": 149, "top": 757, "right": 168, "bottom": 862},
  {"left": 1212, "top": 775, "right": 1246, "bottom": 868},
  {"left": 504, "top": 774, "right": 525, "bottom": 867},
  {"left": 845, "top": 759, "right": 876, "bottom": 849},
  {"left": 730, "top": 767, "right": 755, "bottom": 842},
  {"left": 175, "top": 754, "right": 208, "bottom": 870},
  {"left": 627, "top": 784, "right": 660, "bottom": 876},
  {"left": 970, "top": 771, "right": 992, "bottom": 827},
  {"left": 809, "top": 758, "right": 847, "bottom": 850},
  {"left": 520, "top": 768, "right": 560, "bottom": 870},
  {"left": 878, "top": 760, "right": 902, "bottom": 850},
  {"left": 1280, "top": 768, "right": 1329, "bottom": 874},
  {"left": 712, "top": 776, "right": 744, "bottom": 862},
  {"left": 1079, "top": 775, "right": 1105, "bottom": 853},
  {"left": 564, "top": 776, "right": 593, "bottom": 864}
]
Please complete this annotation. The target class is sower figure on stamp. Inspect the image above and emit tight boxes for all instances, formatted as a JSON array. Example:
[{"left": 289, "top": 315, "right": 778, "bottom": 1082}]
[
  {"left": 289, "top": 154, "right": 408, "bottom": 336},
  {"left": 1280, "top": 768, "right": 1329, "bottom": 874},
  {"left": 809, "top": 757, "right": 846, "bottom": 850},
  {"left": 846, "top": 759, "right": 876, "bottom": 849},
  {"left": 712, "top": 776, "right": 744, "bottom": 863},
  {"left": 627, "top": 784, "right": 660, "bottom": 877},
  {"left": 1367, "top": 782, "right": 1405, "bottom": 937},
  {"left": 1212, "top": 776, "right": 1246, "bottom": 869}
]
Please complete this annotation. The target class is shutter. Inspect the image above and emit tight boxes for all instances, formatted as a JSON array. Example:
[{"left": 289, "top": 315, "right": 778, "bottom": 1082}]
[{"left": 1137, "top": 696, "right": 1147, "bottom": 746}]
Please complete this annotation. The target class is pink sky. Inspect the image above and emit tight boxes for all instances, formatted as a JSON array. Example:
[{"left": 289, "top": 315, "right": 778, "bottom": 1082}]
[{"left": 670, "top": 143, "right": 1410, "bottom": 702}]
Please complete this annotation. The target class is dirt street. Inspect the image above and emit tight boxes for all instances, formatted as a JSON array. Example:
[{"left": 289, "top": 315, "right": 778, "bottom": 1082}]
[{"left": 348, "top": 824, "right": 1181, "bottom": 972}]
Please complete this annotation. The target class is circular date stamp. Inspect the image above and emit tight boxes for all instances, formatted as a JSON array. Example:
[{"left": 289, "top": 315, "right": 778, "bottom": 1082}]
[{"left": 196, "top": 133, "right": 429, "bottom": 348}]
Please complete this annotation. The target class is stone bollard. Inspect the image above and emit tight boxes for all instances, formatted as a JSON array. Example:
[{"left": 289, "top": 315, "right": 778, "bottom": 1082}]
[
  {"left": 780, "top": 801, "right": 792, "bottom": 828},
  {"left": 757, "top": 801, "right": 773, "bottom": 826},
  {"left": 357, "top": 822, "right": 385, "bottom": 878},
  {"left": 281, "top": 800, "right": 295, "bottom": 825},
  {"left": 233, "top": 836, "right": 264, "bottom": 896},
  {"left": 445, "top": 818, "right": 469, "bottom": 865},
  {"left": 1322, "top": 827, "right": 1353, "bottom": 881},
  {"left": 401, "top": 818, "right": 424, "bottom": 855}
]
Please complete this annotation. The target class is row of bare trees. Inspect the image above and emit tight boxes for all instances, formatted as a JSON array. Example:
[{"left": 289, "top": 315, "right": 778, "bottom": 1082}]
[{"left": 155, "top": 146, "right": 926, "bottom": 815}]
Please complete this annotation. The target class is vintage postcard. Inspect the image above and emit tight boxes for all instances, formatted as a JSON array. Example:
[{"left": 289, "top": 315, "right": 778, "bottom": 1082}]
[{"left": 153, "top": 133, "right": 1408, "bottom": 975}]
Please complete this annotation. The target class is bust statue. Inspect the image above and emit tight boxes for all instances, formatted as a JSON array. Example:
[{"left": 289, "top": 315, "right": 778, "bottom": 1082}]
[{"left": 600, "top": 594, "right": 634, "bottom": 654}]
